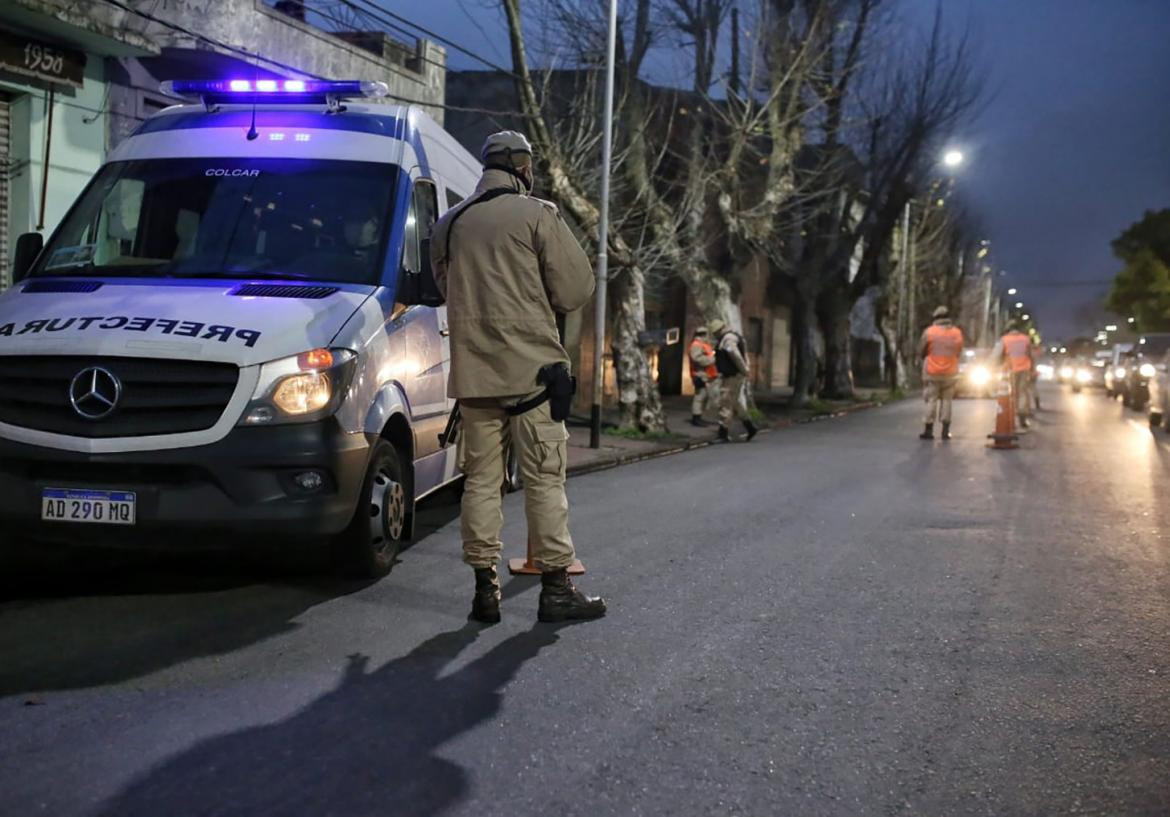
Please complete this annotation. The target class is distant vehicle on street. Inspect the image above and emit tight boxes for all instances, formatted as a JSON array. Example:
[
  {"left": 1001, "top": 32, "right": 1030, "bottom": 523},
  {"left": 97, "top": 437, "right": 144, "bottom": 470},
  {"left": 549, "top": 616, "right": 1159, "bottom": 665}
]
[
  {"left": 1104, "top": 343, "right": 1135, "bottom": 399},
  {"left": 1123, "top": 333, "right": 1170, "bottom": 411},
  {"left": 1070, "top": 357, "right": 1105, "bottom": 393},
  {"left": 0, "top": 79, "right": 482, "bottom": 577},
  {"left": 956, "top": 347, "right": 998, "bottom": 397},
  {"left": 1144, "top": 348, "right": 1170, "bottom": 431}
]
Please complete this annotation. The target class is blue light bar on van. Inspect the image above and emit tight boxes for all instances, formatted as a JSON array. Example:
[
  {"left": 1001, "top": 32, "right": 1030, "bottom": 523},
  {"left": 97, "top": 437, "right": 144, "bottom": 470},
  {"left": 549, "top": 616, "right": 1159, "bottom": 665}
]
[{"left": 160, "top": 79, "right": 390, "bottom": 101}]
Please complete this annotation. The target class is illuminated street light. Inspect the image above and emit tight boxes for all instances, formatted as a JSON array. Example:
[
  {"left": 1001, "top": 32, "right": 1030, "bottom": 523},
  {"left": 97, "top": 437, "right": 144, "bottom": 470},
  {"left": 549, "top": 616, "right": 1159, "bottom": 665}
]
[
  {"left": 1128, "top": 316, "right": 1136, "bottom": 324},
  {"left": 942, "top": 149, "right": 965, "bottom": 168},
  {"left": 1007, "top": 288, "right": 1017, "bottom": 295},
  {"left": 1105, "top": 324, "right": 1118, "bottom": 332},
  {"left": 1015, "top": 301, "right": 1024, "bottom": 309},
  {"left": 1022, "top": 314, "right": 1031, "bottom": 321}
]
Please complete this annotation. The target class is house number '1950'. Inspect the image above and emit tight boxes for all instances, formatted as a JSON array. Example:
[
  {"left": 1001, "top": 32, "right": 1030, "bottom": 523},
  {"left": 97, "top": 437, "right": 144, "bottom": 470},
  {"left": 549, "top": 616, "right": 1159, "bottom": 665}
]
[{"left": 24, "top": 43, "right": 65, "bottom": 76}]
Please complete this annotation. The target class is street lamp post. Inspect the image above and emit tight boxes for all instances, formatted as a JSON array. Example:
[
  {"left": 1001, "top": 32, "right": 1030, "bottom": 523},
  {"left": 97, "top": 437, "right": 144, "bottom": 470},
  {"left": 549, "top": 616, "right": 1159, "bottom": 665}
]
[{"left": 589, "top": 0, "right": 619, "bottom": 449}]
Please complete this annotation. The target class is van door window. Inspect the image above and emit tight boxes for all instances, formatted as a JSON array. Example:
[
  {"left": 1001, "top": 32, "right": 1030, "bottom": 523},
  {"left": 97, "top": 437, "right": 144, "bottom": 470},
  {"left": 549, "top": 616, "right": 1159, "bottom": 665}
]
[{"left": 401, "top": 179, "right": 438, "bottom": 275}]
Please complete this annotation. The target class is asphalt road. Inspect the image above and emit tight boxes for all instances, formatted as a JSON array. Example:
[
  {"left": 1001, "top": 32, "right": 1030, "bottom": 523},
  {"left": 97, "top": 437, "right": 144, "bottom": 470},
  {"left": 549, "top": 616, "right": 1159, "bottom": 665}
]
[{"left": 1, "top": 386, "right": 1168, "bottom": 817}]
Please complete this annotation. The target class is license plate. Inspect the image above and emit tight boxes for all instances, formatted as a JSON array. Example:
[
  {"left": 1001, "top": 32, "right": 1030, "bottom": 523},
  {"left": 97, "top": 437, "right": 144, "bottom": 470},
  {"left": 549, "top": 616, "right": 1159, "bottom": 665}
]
[{"left": 41, "top": 488, "right": 137, "bottom": 525}]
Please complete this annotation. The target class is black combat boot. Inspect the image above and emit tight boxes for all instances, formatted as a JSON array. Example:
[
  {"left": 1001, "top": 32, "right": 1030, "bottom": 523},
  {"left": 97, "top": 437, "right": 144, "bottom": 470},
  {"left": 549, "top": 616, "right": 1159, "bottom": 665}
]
[
  {"left": 919, "top": 423, "right": 934, "bottom": 440},
  {"left": 469, "top": 566, "right": 501, "bottom": 624},
  {"left": 717, "top": 425, "right": 731, "bottom": 442},
  {"left": 538, "top": 568, "right": 607, "bottom": 623},
  {"left": 691, "top": 414, "right": 707, "bottom": 427},
  {"left": 744, "top": 419, "right": 759, "bottom": 441},
  {"left": 941, "top": 422, "right": 952, "bottom": 441}
]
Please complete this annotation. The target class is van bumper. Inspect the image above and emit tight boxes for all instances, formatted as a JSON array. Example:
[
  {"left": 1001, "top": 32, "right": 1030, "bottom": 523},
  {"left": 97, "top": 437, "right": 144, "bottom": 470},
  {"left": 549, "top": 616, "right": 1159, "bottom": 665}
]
[{"left": 0, "top": 421, "right": 372, "bottom": 549}]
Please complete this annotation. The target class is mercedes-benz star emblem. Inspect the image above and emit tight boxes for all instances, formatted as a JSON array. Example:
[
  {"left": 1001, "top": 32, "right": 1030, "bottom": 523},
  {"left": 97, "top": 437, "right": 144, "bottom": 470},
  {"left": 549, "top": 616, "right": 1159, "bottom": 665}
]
[{"left": 69, "top": 367, "right": 122, "bottom": 420}]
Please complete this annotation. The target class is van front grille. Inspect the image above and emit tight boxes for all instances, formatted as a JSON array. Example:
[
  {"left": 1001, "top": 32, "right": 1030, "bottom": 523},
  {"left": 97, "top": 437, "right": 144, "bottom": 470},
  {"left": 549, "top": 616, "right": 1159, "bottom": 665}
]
[{"left": 0, "top": 356, "right": 239, "bottom": 438}]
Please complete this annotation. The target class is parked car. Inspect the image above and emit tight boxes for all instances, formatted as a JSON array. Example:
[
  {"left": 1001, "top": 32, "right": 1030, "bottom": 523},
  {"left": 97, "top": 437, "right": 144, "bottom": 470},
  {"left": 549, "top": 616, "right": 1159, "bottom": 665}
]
[
  {"left": 956, "top": 348, "right": 999, "bottom": 397},
  {"left": 1145, "top": 349, "right": 1170, "bottom": 431},
  {"left": 1123, "top": 333, "right": 1170, "bottom": 411}
]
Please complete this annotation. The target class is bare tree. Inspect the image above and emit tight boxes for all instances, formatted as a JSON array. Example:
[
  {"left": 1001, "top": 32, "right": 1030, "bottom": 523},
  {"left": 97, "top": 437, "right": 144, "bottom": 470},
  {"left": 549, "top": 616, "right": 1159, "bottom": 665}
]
[{"left": 501, "top": 0, "right": 669, "bottom": 431}]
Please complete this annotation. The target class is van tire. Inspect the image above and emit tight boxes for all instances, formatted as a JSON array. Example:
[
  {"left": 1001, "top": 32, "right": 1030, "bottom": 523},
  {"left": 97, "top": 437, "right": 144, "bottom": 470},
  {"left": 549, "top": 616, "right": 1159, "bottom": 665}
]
[{"left": 334, "top": 440, "right": 409, "bottom": 578}]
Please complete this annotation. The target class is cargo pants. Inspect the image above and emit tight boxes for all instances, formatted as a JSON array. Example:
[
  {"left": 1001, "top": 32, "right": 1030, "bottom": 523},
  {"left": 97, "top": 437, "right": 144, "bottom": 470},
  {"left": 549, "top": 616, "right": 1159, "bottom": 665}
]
[
  {"left": 1011, "top": 371, "right": 1034, "bottom": 419},
  {"left": 457, "top": 395, "right": 576, "bottom": 570},
  {"left": 691, "top": 375, "right": 721, "bottom": 417},
  {"left": 923, "top": 375, "right": 959, "bottom": 424},
  {"left": 719, "top": 374, "right": 750, "bottom": 427}
]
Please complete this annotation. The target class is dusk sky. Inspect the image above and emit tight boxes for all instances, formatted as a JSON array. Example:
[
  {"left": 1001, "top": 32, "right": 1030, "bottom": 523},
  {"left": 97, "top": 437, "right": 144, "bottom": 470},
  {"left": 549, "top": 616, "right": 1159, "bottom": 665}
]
[{"left": 402, "top": 0, "right": 1170, "bottom": 341}]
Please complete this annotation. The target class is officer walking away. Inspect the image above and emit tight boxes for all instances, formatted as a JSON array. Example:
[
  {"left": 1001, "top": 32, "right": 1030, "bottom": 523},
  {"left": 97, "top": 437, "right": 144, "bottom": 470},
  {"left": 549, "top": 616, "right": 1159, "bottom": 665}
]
[
  {"left": 430, "top": 131, "right": 606, "bottom": 625},
  {"left": 687, "top": 325, "right": 720, "bottom": 426},
  {"left": 709, "top": 319, "right": 759, "bottom": 442},
  {"left": 995, "top": 321, "right": 1036, "bottom": 429},
  {"left": 917, "top": 305, "right": 965, "bottom": 440}
]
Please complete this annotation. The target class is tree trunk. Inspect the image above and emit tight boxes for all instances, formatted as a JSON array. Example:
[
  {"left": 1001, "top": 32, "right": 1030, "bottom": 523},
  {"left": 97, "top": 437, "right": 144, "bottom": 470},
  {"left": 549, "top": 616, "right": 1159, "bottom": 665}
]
[
  {"left": 501, "top": 0, "right": 667, "bottom": 432},
  {"left": 791, "top": 288, "right": 819, "bottom": 408},
  {"left": 611, "top": 267, "right": 666, "bottom": 431},
  {"left": 819, "top": 280, "right": 856, "bottom": 400},
  {"left": 877, "top": 303, "right": 909, "bottom": 391}
]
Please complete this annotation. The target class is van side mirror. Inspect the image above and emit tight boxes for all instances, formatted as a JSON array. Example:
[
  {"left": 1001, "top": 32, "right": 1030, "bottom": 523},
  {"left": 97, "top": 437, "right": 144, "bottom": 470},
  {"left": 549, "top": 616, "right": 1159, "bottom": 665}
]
[
  {"left": 12, "top": 232, "right": 44, "bottom": 283},
  {"left": 399, "top": 238, "right": 444, "bottom": 307}
]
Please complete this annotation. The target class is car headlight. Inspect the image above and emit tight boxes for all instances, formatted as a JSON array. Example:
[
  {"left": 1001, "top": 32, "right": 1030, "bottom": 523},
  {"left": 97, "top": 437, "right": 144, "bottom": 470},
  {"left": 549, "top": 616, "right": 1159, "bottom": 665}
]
[
  {"left": 1076, "top": 369, "right": 1091, "bottom": 383},
  {"left": 240, "top": 348, "right": 357, "bottom": 425},
  {"left": 970, "top": 366, "right": 990, "bottom": 385},
  {"left": 1140, "top": 363, "right": 1157, "bottom": 378}
]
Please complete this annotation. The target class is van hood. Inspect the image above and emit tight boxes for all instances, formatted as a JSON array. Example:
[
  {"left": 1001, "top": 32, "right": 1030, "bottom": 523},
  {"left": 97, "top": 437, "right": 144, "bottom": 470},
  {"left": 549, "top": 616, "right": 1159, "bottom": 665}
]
[{"left": 0, "top": 280, "right": 375, "bottom": 366}]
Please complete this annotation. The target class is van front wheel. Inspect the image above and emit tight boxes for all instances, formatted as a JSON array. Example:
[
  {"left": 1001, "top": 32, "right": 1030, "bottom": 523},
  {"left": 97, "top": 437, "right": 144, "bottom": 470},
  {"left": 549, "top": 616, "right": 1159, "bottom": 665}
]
[{"left": 334, "top": 440, "right": 409, "bottom": 578}]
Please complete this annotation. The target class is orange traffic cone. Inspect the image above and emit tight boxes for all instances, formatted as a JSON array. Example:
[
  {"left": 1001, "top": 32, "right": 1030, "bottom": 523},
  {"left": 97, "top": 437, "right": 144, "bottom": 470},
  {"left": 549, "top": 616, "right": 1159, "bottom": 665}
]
[
  {"left": 508, "top": 532, "right": 586, "bottom": 576},
  {"left": 987, "top": 377, "right": 1019, "bottom": 450}
]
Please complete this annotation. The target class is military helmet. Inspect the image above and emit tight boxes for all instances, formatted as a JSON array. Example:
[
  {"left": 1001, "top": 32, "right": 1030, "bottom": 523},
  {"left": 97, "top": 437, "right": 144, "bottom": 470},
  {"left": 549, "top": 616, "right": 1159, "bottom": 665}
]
[
  {"left": 480, "top": 131, "right": 533, "bottom": 165},
  {"left": 707, "top": 318, "right": 727, "bottom": 335},
  {"left": 933, "top": 305, "right": 949, "bottom": 319}
]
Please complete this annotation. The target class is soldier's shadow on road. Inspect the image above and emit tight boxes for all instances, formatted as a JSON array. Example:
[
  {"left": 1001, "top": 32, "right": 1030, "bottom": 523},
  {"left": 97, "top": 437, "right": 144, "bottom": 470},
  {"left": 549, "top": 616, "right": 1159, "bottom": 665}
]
[{"left": 95, "top": 621, "right": 560, "bottom": 817}]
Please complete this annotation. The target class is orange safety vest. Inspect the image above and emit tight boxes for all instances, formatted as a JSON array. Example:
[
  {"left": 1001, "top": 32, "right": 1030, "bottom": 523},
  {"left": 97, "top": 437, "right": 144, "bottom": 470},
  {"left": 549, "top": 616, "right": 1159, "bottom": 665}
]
[
  {"left": 1002, "top": 332, "right": 1033, "bottom": 373},
  {"left": 689, "top": 339, "right": 718, "bottom": 380},
  {"left": 924, "top": 324, "right": 963, "bottom": 376}
]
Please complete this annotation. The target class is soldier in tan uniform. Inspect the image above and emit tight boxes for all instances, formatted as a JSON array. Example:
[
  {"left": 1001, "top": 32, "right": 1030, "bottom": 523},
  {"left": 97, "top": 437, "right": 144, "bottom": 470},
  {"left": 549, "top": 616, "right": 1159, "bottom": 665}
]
[
  {"left": 709, "top": 319, "right": 759, "bottom": 442},
  {"left": 430, "top": 131, "right": 606, "bottom": 625}
]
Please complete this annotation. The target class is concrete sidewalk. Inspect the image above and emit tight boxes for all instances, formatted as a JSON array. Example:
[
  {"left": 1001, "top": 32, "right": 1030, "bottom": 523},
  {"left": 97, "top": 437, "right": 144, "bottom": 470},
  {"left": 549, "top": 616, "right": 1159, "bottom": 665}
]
[{"left": 565, "top": 387, "right": 894, "bottom": 475}]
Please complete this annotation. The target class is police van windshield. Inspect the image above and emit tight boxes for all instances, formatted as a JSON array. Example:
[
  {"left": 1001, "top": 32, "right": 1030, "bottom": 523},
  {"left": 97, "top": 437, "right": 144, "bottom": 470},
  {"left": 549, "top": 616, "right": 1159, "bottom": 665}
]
[{"left": 33, "top": 158, "right": 397, "bottom": 285}]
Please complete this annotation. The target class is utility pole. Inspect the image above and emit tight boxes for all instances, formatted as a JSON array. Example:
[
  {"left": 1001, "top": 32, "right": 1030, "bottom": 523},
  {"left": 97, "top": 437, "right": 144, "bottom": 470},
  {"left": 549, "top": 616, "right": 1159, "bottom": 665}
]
[{"left": 589, "top": 0, "right": 618, "bottom": 449}]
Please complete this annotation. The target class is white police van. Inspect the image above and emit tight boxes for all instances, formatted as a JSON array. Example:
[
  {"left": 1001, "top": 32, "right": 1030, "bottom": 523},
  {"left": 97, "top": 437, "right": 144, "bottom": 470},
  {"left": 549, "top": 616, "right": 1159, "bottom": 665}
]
[{"left": 0, "top": 79, "right": 481, "bottom": 577}]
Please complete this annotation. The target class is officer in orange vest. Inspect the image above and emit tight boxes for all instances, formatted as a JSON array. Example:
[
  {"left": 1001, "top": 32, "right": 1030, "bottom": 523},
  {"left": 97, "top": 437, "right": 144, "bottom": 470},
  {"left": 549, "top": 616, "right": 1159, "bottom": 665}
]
[
  {"left": 687, "top": 326, "right": 720, "bottom": 426},
  {"left": 917, "top": 305, "right": 965, "bottom": 440},
  {"left": 995, "top": 321, "right": 1035, "bottom": 428}
]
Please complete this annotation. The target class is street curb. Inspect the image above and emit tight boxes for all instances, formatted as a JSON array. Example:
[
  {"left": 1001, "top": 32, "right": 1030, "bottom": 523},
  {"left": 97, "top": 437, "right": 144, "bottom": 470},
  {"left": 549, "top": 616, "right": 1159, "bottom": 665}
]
[{"left": 567, "top": 398, "right": 888, "bottom": 478}]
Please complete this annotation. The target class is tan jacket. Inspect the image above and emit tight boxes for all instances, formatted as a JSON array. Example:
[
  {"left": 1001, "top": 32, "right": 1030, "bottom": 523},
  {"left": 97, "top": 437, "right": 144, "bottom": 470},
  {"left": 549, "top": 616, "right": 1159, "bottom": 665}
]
[{"left": 431, "top": 169, "right": 594, "bottom": 398}]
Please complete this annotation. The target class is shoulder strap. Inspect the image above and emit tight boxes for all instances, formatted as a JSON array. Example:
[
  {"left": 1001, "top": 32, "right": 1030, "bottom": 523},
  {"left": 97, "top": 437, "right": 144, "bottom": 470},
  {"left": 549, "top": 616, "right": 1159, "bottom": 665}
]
[{"left": 444, "top": 187, "right": 517, "bottom": 260}]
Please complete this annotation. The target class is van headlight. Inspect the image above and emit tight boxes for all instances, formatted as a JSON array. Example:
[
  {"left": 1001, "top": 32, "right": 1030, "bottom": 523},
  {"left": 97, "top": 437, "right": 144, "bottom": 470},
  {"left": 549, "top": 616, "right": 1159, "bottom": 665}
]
[
  {"left": 1140, "top": 363, "right": 1157, "bottom": 378},
  {"left": 1115, "top": 367, "right": 1127, "bottom": 380},
  {"left": 240, "top": 348, "right": 357, "bottom": 425},
  {"left": 1076, "top": 368, "right": 1091, "bottom": 383},
  {"left": 1059, "top": 366, "right": 1074, "bottom": 379},
  {"left": 969, "top": 365, "right": 991, "bottom": 385}
]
